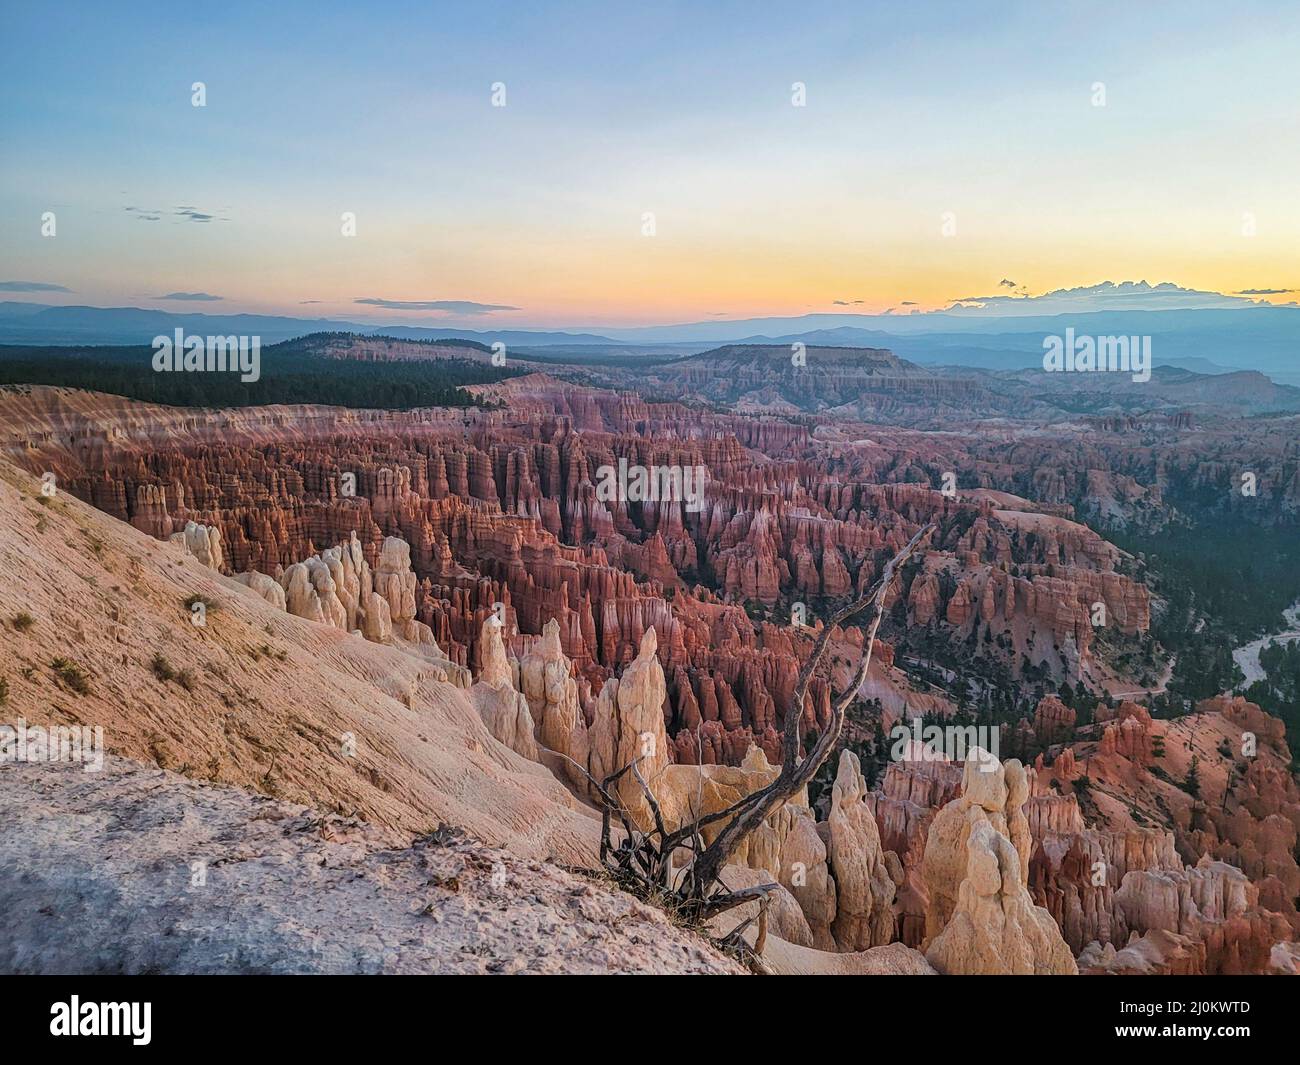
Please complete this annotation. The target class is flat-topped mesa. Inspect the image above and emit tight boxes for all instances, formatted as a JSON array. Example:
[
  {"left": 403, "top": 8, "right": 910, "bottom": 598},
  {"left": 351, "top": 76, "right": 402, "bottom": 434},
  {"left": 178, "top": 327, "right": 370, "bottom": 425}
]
[{"left": 633, "top": 344, "right": 953, "bottom": 413}]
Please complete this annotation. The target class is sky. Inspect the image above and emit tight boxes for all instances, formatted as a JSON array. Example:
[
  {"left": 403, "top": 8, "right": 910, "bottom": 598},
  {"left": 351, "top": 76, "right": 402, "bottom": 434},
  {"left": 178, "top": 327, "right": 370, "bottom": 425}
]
[{"left": 2, "top": 1, "right": 1299, "bottom": 328}]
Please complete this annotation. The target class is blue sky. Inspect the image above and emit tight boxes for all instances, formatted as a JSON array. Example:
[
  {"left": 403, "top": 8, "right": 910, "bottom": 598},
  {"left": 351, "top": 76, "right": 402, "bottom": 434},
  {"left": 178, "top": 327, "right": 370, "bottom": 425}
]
[{"left": 2, "top": 1, "right": 1298, "bottom": 326}]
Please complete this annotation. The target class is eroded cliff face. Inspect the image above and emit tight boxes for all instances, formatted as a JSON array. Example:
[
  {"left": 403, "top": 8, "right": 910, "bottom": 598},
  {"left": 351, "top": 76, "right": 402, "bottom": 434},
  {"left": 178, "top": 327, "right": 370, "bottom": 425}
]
[
  {"left": 454, "top": 614, "right": 905, "bottom": 958},
  {"left": 872, "top": 692, "right": 1300, "bottom": 974},
  {"left": 0, "top": 456, "right": 597, "bottom": 862},
  {"left": 3, "top": 445, "right": 1292, "bottom": 974},
  {"left": 1, "top": 364, "right": 1293, "bottom": 975},
  {"left": 449, "top": 601, "right": 1290, "bottom": 975},
  {"left": 1024, "top": 694, "right": 1300, "bottom": 973},
  {"left": 2, "top": 380, "right": 1152, "bottom": 774}
]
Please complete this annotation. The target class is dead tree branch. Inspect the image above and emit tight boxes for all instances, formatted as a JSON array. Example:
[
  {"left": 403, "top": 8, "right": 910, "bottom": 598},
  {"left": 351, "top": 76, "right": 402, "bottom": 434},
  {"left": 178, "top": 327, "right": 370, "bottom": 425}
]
[
  {"left": 543, "top": 521, "right": 936, "bottom": 933},
  {"left": 687, "top": 521, "right": 936, "bottom": 896}
]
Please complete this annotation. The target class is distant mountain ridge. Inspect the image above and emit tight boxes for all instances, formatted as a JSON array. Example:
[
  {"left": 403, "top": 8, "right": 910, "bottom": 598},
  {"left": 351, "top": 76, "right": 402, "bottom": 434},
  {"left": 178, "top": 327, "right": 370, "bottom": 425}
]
[
  {"left": 2, "top": 301, "right": 1297, "bottom": 382},
  {"left": 0, "top": 303, "right": 625, "bottom": 348}
]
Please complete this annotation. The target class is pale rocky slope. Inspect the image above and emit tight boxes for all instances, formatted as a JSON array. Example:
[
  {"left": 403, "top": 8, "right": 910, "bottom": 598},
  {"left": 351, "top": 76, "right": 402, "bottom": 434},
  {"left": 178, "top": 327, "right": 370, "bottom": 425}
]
[
  {"left": 0, "top": 758, "right": 742, "bottom": 975},
  {"left": 0, "top": 454, "right": 751, "bottom": 972},
  {"left": 0, "top": 456, "right": 598, "bottom": 863}
]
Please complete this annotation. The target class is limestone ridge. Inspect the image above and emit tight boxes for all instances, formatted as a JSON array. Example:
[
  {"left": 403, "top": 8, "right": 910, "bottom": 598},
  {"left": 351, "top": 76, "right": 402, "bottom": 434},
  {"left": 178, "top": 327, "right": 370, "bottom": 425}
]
[
  {"left": 0, "top": 456, "right": 595, "bottom": 859},
  {"left": 4, "top": 377, "right": 1164, "bottom": 775}
]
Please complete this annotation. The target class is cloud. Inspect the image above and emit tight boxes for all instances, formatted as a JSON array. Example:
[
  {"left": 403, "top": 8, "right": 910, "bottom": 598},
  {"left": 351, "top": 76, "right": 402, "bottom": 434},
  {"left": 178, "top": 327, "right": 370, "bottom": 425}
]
[
  {"left": 125, "top": 204, "right": 226, "bottom": 223},
  {"left": 944, "top": 280, "right": 1259, "bottom": 316},
  {"left": 999, "top": 278, "right": 1017, "bottom": 288},
  {"left": 299, "top": 299, "right": 322, "bottom": 304},
  {"left": 353, "top": 298, "right": 519, "bottom": 315},
  {"left": 900, "top": 301, "right": 917, "bottom": 306},
  {"left": 155, "top": 292, "right": 223, "bottom": 302},
  {"left": 831, "top": 299, "right": 865, "bottom": 306},
  {"left": 0, "top": 280, "right": 72, "bottom": 293},
  {"left": 1235, "top": 288, "right": 1294, "bottom": 295}
]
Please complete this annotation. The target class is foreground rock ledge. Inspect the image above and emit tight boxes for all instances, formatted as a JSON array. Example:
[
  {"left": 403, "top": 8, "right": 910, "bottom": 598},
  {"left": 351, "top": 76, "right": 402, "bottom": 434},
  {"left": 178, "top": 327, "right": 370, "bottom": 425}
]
[{"left": 0, "top": 758, "right": 744, "bottom": 975}]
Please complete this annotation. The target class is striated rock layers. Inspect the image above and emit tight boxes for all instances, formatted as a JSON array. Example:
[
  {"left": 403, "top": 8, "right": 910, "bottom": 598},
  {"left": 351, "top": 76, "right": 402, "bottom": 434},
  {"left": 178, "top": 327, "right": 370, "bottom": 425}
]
[
  {"left": 868, "top": 698, "right": 1298, "bottom": 974},
  {"left": 1079, "top": 857, "right": 1292, "bottom": 975},
  {"left": 26, "top": 442, "right": 1280, "bottom": 974},
  {"left": 11, "top": 376, "right": 1155, "bottom": 771}
]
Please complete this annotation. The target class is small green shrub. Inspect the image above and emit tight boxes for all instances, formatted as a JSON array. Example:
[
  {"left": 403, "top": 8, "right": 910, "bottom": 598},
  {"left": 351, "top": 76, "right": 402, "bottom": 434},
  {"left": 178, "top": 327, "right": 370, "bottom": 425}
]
[
  {"left": 50, "top": 657, "right": 90, "bottom": 694},
  {"left": 150, "top": 654, "right": 176, "bottom": 682}
]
